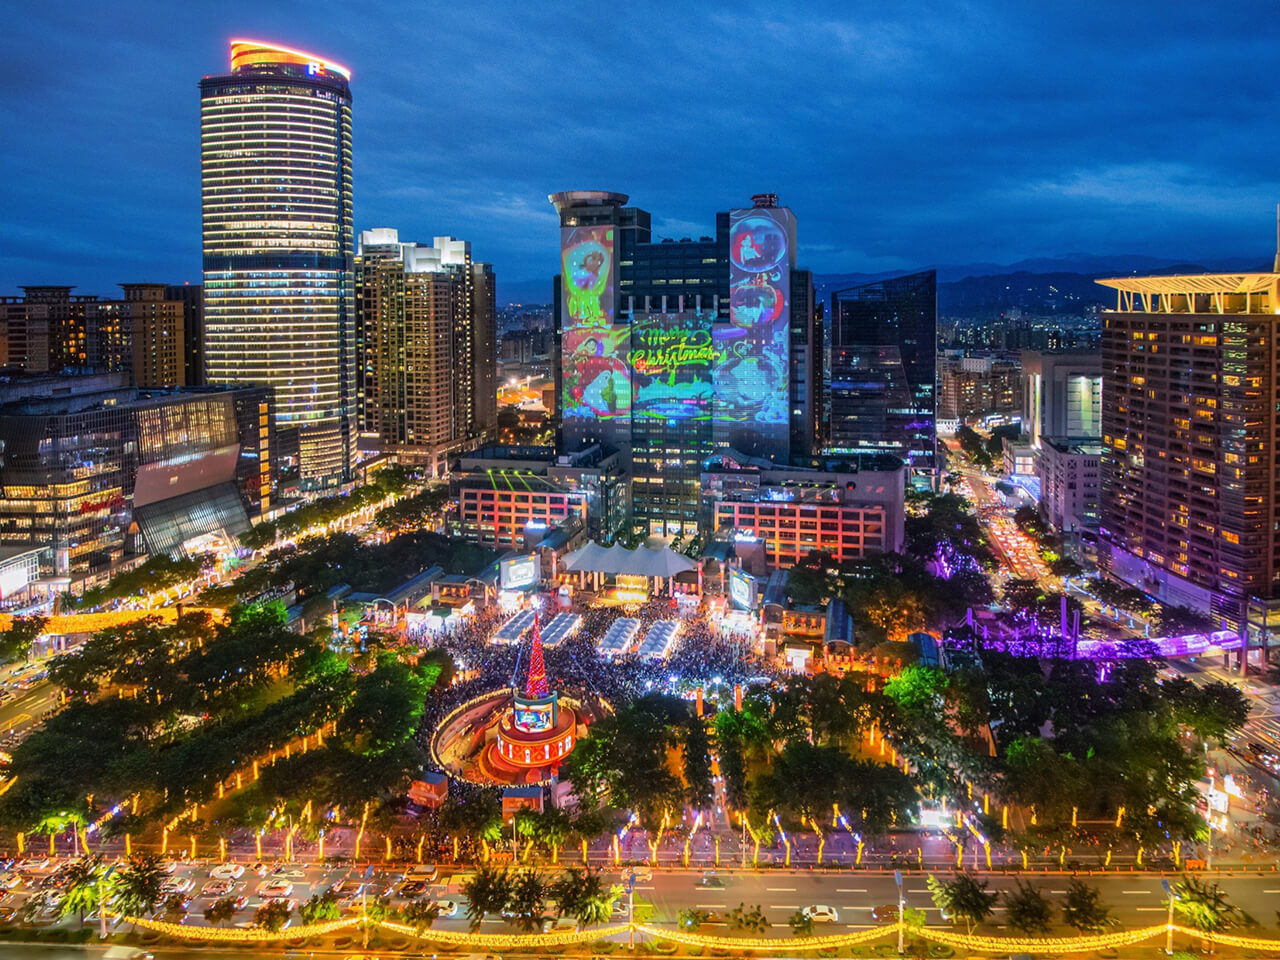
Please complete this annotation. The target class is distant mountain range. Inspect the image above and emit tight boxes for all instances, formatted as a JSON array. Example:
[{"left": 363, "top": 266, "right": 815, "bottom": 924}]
[{"left": 499, "top": 254, "right": 1271, "bottom": 317}]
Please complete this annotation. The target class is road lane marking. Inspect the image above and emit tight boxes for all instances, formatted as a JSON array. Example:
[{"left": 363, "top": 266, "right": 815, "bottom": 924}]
[
  {"left": 695, "top": 904, "right": 726, "bottom": 909},
  {"left": 771, "top": 905, "right": 800, "bottom": 910},
  {"left": 837, "top": 888, "right": 867, "bottom": 893},
  {"left": 1265, "top": 889, "right": 1280, "bottom": 894},
  {"left": 1122, "top": 889, "right": 1152, "bottom": 894},
  {"left": 767, "top": 887, "right": 796, "bottom": 892},
  {"left": 1136, "top": 907, "right": 1165, "bottom": 912},
  {"left": 1049, "top": 890, "right": 1067, "bottom": 894}
]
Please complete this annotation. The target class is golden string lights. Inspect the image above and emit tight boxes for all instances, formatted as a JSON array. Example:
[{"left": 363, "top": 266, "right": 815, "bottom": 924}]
[{"left": 102, "top": 913, "right": 1280, "bottom": 954}]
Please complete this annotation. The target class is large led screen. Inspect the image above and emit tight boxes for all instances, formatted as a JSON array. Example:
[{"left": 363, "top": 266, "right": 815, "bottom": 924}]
[
  {"left": 561, "top": 225, "right": 627, "bottom": 423},
  {"left": 499, "top": 553, "right": 541, "bottom": 591},
  {"left": 713, "top": 207, "right": 795, "bottom": 454},
  {"left": 630, "top": 312, "right": 715, "bottom": 422}
]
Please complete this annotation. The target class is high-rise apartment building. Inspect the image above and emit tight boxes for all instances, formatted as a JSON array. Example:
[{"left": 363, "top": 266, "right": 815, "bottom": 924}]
[
  {"left": 2, "top": 285, "right": 186, "bottom": 387},
  {"left": 938, "top": 353, "right": 1022, "bottom": 421},
  {"left": 1097, "top": 272, "right": 1280, "bottom": 641},
  {"left": 354, "top": 230, "right": 496, "bottom": 475},
  {"left": 200, "top": 40, "right": 356, "bottom": 490},
  {"left": 1021, "top": 349, "right": 1102, "bottom": 449},
  {"left": 164, "top": 284, "right": 205, "bottom": 386},
  {"left": 550, "top": 190, "right": 819, "bottom": 538},
  {"left": 828, "top": 271, "right": 937, "bottom": 471}
]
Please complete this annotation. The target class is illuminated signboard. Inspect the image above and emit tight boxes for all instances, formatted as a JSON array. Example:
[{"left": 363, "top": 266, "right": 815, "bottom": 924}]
[
  {"left": 630, "top": 312, "right": 715, "bottom": 422},
  {"left": 728, "top": 568, "right": 756, "bottom": 611},
  {"left": 513, "top": 698, "right": 555, "bottom": 733},
  {"left": 713, "top": 207, "right": 795, "bottom": 456},
  {"left": 561, "top": 225, "right": 630, "bottom": 424},
  {"left": 499, "top": 554, "right": 540, "bottom": 591}
]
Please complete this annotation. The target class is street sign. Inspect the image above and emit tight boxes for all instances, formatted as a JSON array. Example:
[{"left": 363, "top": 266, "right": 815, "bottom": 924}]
[
  {"left": 894, "top": 870, "right": 903, "bottom": 887},
  {"left": 1161, "top": 878, "right": 1171, "bottom": 894}
]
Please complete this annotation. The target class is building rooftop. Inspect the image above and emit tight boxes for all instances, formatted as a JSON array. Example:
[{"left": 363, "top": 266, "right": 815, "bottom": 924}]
[
  {"left": 229, "top": 39, "right": 351, "bottom": 80},
  {"left": 1097, "top": 273, "right": 1280, "bottom": 313}
]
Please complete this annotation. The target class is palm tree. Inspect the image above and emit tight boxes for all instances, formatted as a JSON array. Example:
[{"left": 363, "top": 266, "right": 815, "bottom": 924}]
[
  {"left": 114, "top": 854, "right": 165, "bottom": 924},
  {"left": 401, "top": 899, "right": 442, "bottom": 935},
  {"left": 1061, "top": 879, "right": 1113, "bottom": 935},
  {"left": 59, "top": 854, "right": 113, "bottom": 924},
  {"left": 1171, "top": 875, "right": 1242, "bottom": 952},
  {"left": 547, "top": 867, "right": 621, "bottom": 929},
  {"left": 461, "top": 865, "right": 512, "bottom": 931},
  {"left": 203, "top": 896, "right": 238, "bottom": 928},
  {"left": 927, "top": 873, "right": 997, "bottom": 934}
]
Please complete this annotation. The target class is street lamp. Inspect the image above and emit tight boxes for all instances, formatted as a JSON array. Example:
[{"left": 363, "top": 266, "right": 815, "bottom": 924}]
[
  {"left": 895, "top": 869, "right": 905, "bottom": 955},
  {"left": 1162, "top": 878, "right": 1177, "bottom": 955}
]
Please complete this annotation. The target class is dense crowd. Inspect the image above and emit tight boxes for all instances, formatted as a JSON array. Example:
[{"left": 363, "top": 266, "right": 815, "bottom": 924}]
[{"left": 410, "top": 592, "right": 779, "bottom": 765}]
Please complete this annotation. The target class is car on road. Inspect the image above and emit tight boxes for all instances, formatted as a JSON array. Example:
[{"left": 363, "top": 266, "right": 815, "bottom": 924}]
[
  {"left": 209, "top": 863, "right": 245, "bottom": 880},
  {"left": 256, "top": 879, "right": 294, "bottom": 899},
  {"left": 0, "top": 872, "right": 21, "bottom": 891},
  {"left": 871, "top": 904, "right": 898, "bottom": 923},
  {"left": 262, "top": 896, "right": 298, "bottom": 914},
  {"left": 398, "top": 880, "right": 427, "bottom": 898},
  {"left": 432, "top": 899, "right": 459, "bottom": 918},
  {"left": 628, "top": 866, "right": 653, "bottom": 883},
  {"left": 161, "top": 877, "right": 194, "bottom": 895},
  {"left": 201, "top": 879, "right": 235, "bottom": 897},
  {"left": 158, "top": 860, "right": 179, "bottom": 874},
  {"left": 803, "top": 905, "right": 839, "bottom": 924},
  {"left": 695, "top": 875, "right": 724, "bottom": 889},
  {"left": 543, "top": 916, "right": 578, "bottom": 933}
]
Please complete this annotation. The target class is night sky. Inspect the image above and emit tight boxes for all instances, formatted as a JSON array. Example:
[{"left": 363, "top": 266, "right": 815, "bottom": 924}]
[{"left": 2, "top": 0, "right": 1278, "bottom": 300}]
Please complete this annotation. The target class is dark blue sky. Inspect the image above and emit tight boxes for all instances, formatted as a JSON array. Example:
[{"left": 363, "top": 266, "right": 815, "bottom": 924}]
[{"left": 2, "top": 0, "right": 1277, "bottom": 300}]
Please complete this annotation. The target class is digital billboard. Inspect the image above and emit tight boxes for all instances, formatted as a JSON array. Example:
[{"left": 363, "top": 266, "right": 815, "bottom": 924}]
[
  {"left": 714, "top": 207, "right": 795, "bottom": 456},
  {"left": 728, "top": 567, "right": 757, "bottom": 611},
  {"left": 499, "top": 553, "right": 541, "bottom": 591},
  {"left": 629, "top": 312, "right": 715, "bottom": 422},
  {"left": 561, "top": 225, "right": 629, "bottom": 427}
]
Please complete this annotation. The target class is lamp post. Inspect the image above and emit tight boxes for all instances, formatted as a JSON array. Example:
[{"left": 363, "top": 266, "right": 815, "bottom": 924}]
[
  {"left": 1162, "top": 878, "right": 1176, "bottom": 955},
  {"left": 895, "top": 869, "right": 905, "bottom": 955}
]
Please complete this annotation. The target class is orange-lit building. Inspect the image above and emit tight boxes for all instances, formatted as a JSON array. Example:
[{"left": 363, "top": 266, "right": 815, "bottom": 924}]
[{"left": 703, "top": 452, "right": 905, "bottom": 569}]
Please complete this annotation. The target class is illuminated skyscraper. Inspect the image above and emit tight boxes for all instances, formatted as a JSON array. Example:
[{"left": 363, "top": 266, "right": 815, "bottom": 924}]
[
  {"left": 551, "top": 190, "right": 818, "bottom": 538},
  {"left": 1097, "top": 271, "right": 1280, "bottom": 649},
  {"left": 828, "top": 271, "right": 937, "bottom": 472},
  {"left": 200, "top": 40, "right": 355, "bottom": 490},
  {"left": 354, "top": 229, "right": 497, "bottom": 475}
]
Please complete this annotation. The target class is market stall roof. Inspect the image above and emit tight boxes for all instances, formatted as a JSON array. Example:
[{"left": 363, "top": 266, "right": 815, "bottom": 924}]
[{"left": 561, "top": 541, "right": 697, "bottom": 578}]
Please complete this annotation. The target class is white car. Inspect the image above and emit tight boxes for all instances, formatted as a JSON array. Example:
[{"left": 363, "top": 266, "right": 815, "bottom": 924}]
[
  {"left": 628, "top": 866, "right": 653, "bottom": 883},
  {"left": 201, "top": 879, "right": 234, "bottom": 897},
  {"left": 256, "top": 879, "right": 294, "bottom": 899},
  {"left": 159, "top": 860, "right": 179, "bottom": 875},
  {"left": 432, "top": 899, "right": 459, "bottom": 918},
  {"left": 209, "top": 863, "right": 245, "bottom": 880},
  {"left": 802, "top": 904, "right": 839, "bottom": 924},
  {"left": 160, "top": 877, "right": 193, "bottom": 895},
  {"left": 0, "top": 873, "right": 21, "bottom": 891}
]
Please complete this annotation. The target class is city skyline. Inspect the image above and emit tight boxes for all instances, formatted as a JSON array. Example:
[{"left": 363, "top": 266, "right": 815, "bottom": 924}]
[{"left": 3, "top": 0, "right": 1279, "bottom": 298}]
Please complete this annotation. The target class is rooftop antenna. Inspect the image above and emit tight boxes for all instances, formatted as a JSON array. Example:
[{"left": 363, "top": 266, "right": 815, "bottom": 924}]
[{"left": 1274, "top": 203, "right": 1280, "bottom": 273}]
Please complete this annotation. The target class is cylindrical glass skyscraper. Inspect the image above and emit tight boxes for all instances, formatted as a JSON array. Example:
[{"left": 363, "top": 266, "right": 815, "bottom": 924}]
[{"left": 200, "top": 39, "right": 355, "bottom": 490}]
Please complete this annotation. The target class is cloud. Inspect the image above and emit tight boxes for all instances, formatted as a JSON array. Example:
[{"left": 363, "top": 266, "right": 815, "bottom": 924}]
[{"left": 2, "top": 0, "right": 1278, "bottom": 294}]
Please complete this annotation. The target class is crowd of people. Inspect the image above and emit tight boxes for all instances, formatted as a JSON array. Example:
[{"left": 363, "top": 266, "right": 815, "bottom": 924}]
[{"left": 409, "top": 591, "right": 780, "bottom": 768}]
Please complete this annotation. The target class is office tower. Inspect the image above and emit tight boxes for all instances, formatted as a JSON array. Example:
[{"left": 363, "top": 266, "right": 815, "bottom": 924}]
[
  {"left": 165, "top": 284, "right": 205, "bottom": 386},
  {"left": 1096, "top": 271, "right": 1280, "bottom": 640},
  {"left": 200, "top": 40, "right": 355, "bottom": 491},
  {"left": 354, "top": 230, "right": 496, "bottom": 474},
  {"left": 1020, "top": 349, "right": 1102, "bottom": 449},
  {"left": 828, "top": 271, "right": 937, "bottom": 472},
  {"left": 550, "top": 190, "right": 818, "bottom": 538}
]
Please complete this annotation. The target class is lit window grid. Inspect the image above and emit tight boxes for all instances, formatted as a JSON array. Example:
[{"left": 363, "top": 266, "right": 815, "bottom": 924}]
[{"left": 715, "top": 502, "right": 887, "bottom": 566}]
